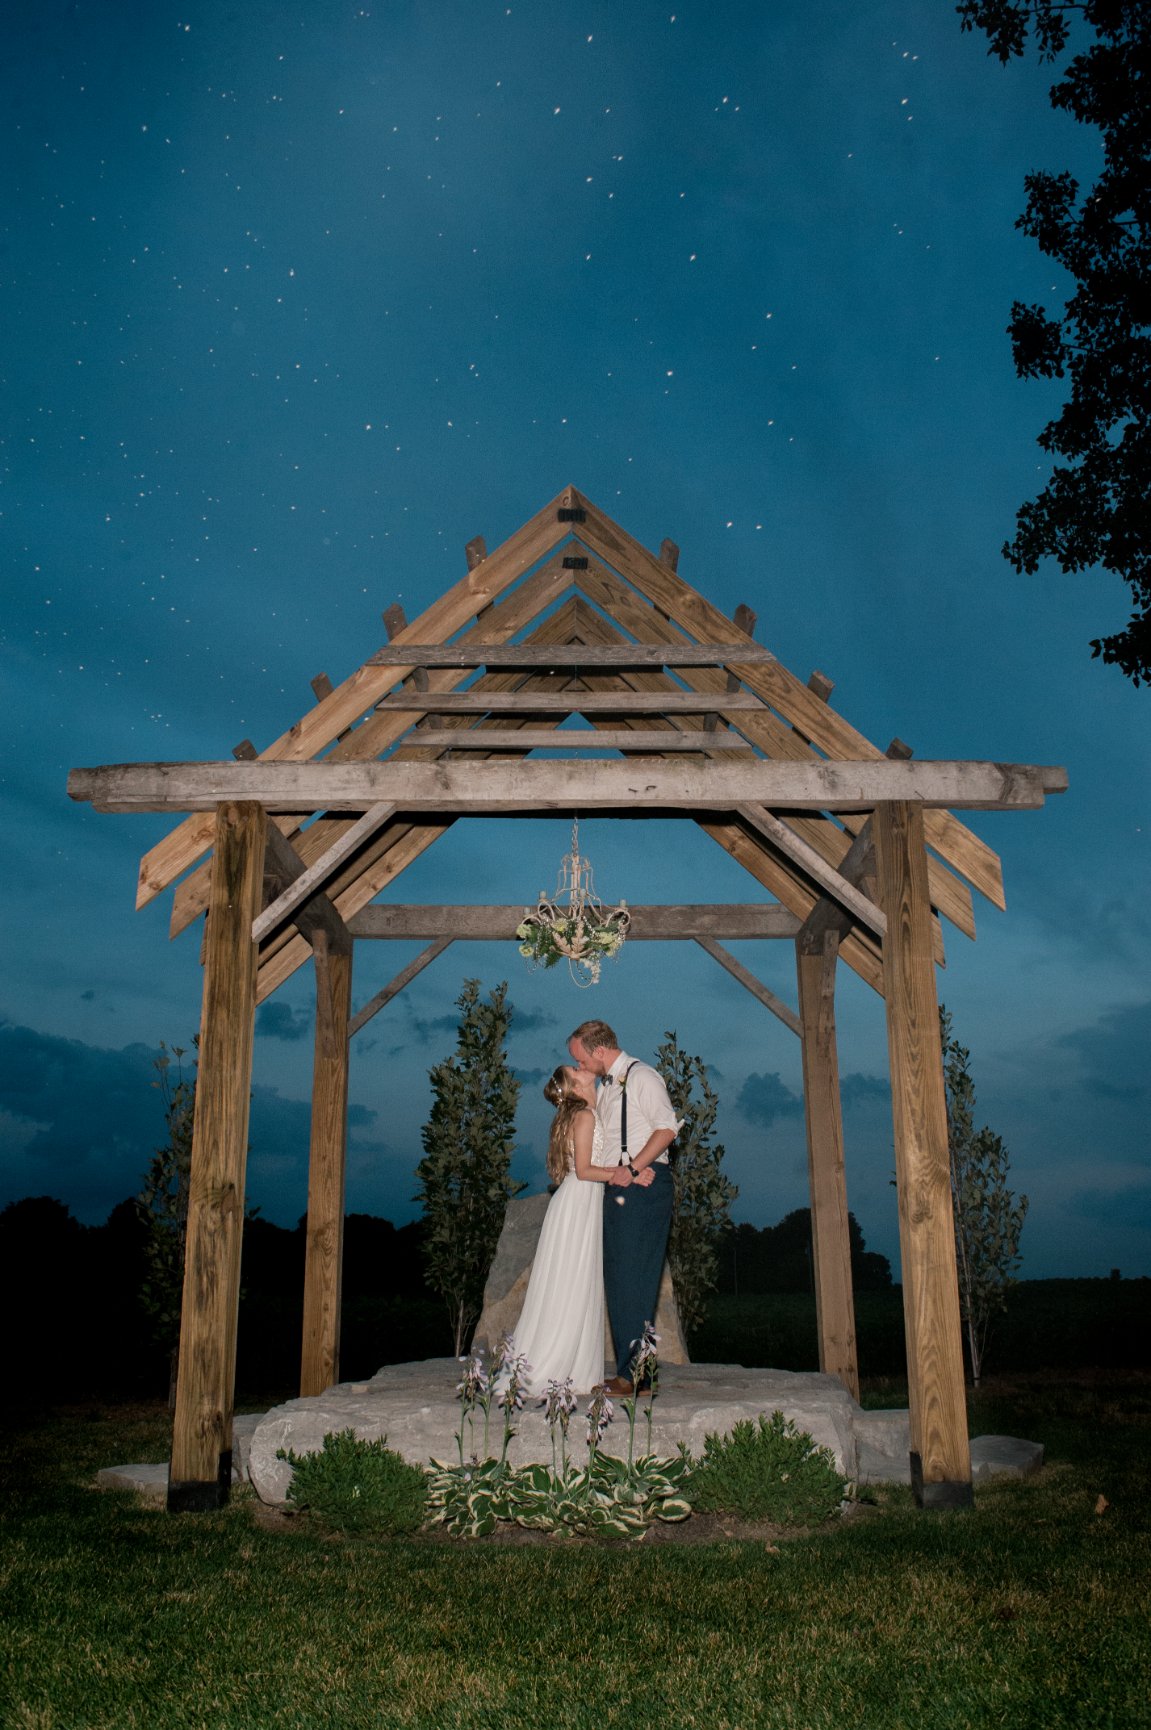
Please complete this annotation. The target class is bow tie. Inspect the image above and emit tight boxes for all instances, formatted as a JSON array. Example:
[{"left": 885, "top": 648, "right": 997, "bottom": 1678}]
[{"left": 600, "top": 1075, "right": 614, "bottom": 1085}]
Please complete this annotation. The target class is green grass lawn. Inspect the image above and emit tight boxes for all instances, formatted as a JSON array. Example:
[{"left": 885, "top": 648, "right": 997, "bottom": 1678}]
[{"left": 2, "top": 1375, "right": 1148, "bottom": 1730}]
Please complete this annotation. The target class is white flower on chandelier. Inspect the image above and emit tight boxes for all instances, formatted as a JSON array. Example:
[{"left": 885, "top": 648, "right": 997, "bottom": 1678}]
[{"left": 517, "top": 820, "right": 630, "bottom": 987}]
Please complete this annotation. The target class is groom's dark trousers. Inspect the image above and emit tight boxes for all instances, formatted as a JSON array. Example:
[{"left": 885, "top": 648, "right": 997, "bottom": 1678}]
[{"left": 602, "top": 1161, "right": 673, "bottom": 1380}]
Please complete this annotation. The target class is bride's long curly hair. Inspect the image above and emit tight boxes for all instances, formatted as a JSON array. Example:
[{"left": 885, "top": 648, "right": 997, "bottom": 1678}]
[{"left": 543, "top": 1065, "right": 590, "bottom": 1185}]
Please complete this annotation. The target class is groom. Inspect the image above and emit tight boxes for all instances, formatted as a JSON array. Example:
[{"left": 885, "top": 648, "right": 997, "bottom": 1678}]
[{"left": 567, "top": 1019, "right": 679, "bottom": 1396}]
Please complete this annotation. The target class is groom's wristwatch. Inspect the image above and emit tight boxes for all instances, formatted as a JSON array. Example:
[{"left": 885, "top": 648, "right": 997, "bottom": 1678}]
[{"left": 626, "top": 1159, "right": 638, "bottom": 1176}]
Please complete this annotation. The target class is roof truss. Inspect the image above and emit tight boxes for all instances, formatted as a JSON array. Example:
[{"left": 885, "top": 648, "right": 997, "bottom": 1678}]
[{"left": 67, "top": 485, "right": 1069, "bottom": 1003}]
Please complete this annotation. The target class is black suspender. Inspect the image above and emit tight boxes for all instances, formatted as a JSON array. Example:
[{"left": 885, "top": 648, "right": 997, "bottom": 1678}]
[{"left": 618, "top": 1060, "right": 641, "bottom": 1161}]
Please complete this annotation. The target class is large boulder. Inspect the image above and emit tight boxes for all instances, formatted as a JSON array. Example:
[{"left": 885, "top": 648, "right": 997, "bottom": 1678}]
[
  {"left": 245, "top": 1358, "right": 860, "bottom": 1504},
  {"left": 473, "top": 1191, "right": 689, "bottom": 1364}
]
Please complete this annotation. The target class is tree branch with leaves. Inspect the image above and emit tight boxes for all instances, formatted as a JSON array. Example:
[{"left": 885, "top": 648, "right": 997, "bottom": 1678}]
[
  {"left": 941, "top": 1005, "right": 1029, "bottom": 1384},
  {"left": 415, "top": 980, "right": 524, "bottom": 1357},
  {"left": 958, "top": 0, "right": 1151, "bottom": 683},
  {"left": 657, "top": 1032, "right": 739, "bottom": 1340}
]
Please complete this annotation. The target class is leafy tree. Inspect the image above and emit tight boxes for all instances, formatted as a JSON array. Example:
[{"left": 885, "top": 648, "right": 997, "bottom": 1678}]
[
  {"left": 958, "top": 0, "right": 1151, "bottom": 683},
  {"left": 940, "top": 1005, "right": 1029, "bottom": 1384},
  {"left": 415, "top": 980, "right": 523, "bottom": 1356},
  {"left": 657, "top": 1032, "right": 739, "bottom": 1339},
  {"left": 136, "top": 1041, "right": 196, "bottom": 1405}
]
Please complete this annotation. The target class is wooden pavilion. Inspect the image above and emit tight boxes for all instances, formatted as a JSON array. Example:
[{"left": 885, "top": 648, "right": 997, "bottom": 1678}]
[{"left": 68, "top": 485, "right": 1066, "bottom": 1513}]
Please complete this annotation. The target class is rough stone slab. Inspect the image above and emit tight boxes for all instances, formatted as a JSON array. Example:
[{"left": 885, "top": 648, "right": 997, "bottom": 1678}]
[
  {"left": 99, "top": 1413, "right": 263, "bottom": 1502},
  {"left": 95, "top": 1462, "right": 169, "bottom": 1501},
  {"left": 970, "top": 1434, "right": 1044, "bottom": 1482},
  {"left": 246, "top": 1357, "right": 861, "bottom": 1505},
  {"left": 855, "top": 1408, "right": 911, "bottom": 1484},
  {"left": 232, "top": 1412, "right": 261, "bottom": 1481}
]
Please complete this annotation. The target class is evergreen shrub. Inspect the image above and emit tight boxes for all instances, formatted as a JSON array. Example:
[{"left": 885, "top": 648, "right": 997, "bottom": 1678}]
[
  {"left": 691, "top": 1411, "right": 847, "bottom": 1523},
  {"left": 277, "top": 1429, "right": 428, "bottom": 1534}
]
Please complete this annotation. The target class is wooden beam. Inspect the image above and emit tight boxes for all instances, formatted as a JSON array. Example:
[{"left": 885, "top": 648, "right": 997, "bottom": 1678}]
[
  {"left": 382, "top": 603, "right": 407, "bottom": 640},
  {"left": 348, "top": 904, "right": 802, "bottom": 941},
  {"left": 573, "top": 556, "right": 979, "bottom": 939},
  {"left": 695, "top": 939, "right": 802, "bottom": 1035},
  {"left": 736, "top": 804, "right": 887, "bottom": 938},
  {"left": 400, "top": 728, "right": 754, "bottom": 752},
  {"left": 465, "top": 535, "right": 487, "bottom": 570},
  {"left": 797, "top": 820, "right": 878, "bottom": 950},
  {"left": 366, "top": 642, "right": 775, "bottom": 668},
  {"left": 299, "top": 932, "right": 353, "bottom": 1398},
  {"left": 262, "top": 825, "right": 352, "bottom": 953},
  {"left": 166, "top": 555, "right": 579, "bottom": 939},
  {"left": 374, "top": 690, "right": 771, "bottom": 714},
  {"left": 250, "top": 598, "right": 597, "bottom": 996},
  {"left": 254, "top": 802, "right": 395, "bottom": 943},
  {"left": 135, "top": 485, "right": 581, "bottom": 910},
  {"left": 72, "top": 757, "right": 1069, "bottom": 814},
  {"left": 796, "top": 928, "right": 859, "bottom": 1400},
  {"left": 349, "top": 939, "right": 453, "bottom": 1037},
  {"left": 874, "top": 801, "right": 973, "bottom": 1507},
  {"left": 167, "top": 803, "right": 265, "bottom": 1512},
  {"left": 659, "top": 538, "right": 680, "bottom": 571},
  {"left": 569, "top": 490, "right": 1008, "bottom": 911}
]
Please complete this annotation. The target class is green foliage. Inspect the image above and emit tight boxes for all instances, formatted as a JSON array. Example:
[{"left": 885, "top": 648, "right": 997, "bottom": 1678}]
[
  {"left": 415, "top": 980, "right": 524, "bottom": 1356},
  {"left": 135, "top": 1042, "right": 196, "bottom": 1396},
  {"left": 958, "top": 0, "right": 1151, "bottom": 684},
  {"left": 425, "top": 1451, "right": 693, "bottom": 1539},
  {"left": 657, "top": 1031, "right": 739, "bottom": 1338},
  {"left": 691, "top": 1411, "right": 847, "bottom": 1524},
  {"left": 941, "top": 1005, "right": 1029, "bottom": 1386},
  {"left": 7, "top": 1383, "right": 1151, "bottom": 1726},
  {"left": 277, "top": 1429, "right": 428, "bottom": 1534}
]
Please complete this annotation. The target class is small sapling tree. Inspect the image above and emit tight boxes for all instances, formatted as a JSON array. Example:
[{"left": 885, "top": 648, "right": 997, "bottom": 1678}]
[
  {"left": 657, "top": 1031, "right": 739, "bottom": 1339},
  {"left": 416, "top": 980, "right": 523, "bottom": 1356},
  {"left": 137, "top": 1041, "right": 196, "bottom": 1406},
  {"left": 941, "top": 1005, "right": 1029, "bottom": 1385}
]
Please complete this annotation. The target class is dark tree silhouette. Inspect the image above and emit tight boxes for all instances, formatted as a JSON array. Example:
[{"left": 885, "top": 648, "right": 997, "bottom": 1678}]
[{"left": 959, "top": 0, "right": 1151, "bottom": 683}]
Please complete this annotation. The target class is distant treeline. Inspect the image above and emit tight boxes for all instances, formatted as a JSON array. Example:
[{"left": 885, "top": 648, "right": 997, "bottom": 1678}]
[
  {"left": 715, "top": 1210, "right": 894, "bottom": 1296},
  {"left": 3, "top": 1195, "right": 1146, "bottom": 1402}
]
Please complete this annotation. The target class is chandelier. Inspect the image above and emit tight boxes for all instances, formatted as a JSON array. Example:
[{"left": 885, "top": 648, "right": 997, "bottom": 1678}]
[{"left": 516, "top": 820, "right": 631, "bottom": 988}]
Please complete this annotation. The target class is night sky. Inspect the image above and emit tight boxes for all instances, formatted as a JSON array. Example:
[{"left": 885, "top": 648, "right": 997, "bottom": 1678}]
[{"left": 4, "top": 1, "right": 1148, "bottom": 1280}]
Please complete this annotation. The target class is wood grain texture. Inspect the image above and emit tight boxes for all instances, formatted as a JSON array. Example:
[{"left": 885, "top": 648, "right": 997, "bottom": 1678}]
[
  {"left": 569, "top": 490, "right": 1008, "bottom": 910},
  {"left": 365, "top": 641, "right": 775, "bottom": 667},
  {"left": 299, "top": 933, "right": 353, "bottom": 1398},
  {"left": 694, "top": 938, "right": 802, "bottom": 1035},
  {"left": 168, "top": 803, "right": 265, "bottom": 1505},
  {"left": 70, "top": 756, "right": 1067, "bottom": 813},
  {"left": 136, "top": 487, "right": 580, "bottom": 908},
  {"left": 165, "top": 557, "right": 579, "bottom": 938},
  {"left": 572, "top": 557, "right": 978, "bottom": 940},
  {"left": 796, "top": 930, "right": 860, "bottom": 1401},
  {"left": 348, "top": 904, "right": 801, "bottom": 940},
  {"left": 348, "top": 938, "right": 454, "bottom": 1037},
  {"left": 874, "top": 801, "right": 972, "bottom": 1497}
]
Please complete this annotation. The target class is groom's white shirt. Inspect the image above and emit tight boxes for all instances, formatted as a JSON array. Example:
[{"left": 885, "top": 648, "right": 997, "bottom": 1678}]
[{"left": 591, "top": 1051, "right": 680, "bottom": 1167}]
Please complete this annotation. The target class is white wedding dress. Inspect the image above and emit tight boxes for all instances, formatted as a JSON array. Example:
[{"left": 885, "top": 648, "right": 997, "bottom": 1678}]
[{"left": 507, "top": 1119, "right": 605, "bottom": 1397}]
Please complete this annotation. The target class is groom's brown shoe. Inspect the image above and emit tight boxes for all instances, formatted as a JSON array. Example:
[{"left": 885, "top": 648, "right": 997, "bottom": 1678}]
[{"left": 604, "top": 1375, "right": 634, "bottom": 1397}]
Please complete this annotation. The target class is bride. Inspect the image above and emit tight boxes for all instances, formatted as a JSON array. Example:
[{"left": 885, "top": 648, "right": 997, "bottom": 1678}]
[{"left": 509, "top": 1064, "right": 653, "bottom": 1396}]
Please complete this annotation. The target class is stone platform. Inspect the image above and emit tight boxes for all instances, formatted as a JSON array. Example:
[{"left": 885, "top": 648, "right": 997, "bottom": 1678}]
[{"left": 97, "top": 1358, "right": 1044, "bottom": 1506}]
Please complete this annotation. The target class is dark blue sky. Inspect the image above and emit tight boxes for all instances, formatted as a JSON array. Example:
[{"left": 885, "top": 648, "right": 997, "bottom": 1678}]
[{"left": 3, "top": 1, "right": 1148, "bottom": 1279}]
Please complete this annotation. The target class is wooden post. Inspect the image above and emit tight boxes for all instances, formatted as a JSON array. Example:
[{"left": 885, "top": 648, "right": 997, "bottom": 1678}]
[
  {"left": 795, "top": 927, "right": 859, "bottom": 1400},
  {"left": 168, "top": 802, "right": 265, "bottom": 1512},
  {"left": 873, "top": 801, "right": 973, "bottom": 1508},
  {"left": 299, "top": 928, "right": 353, "bottom": 1396}
]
